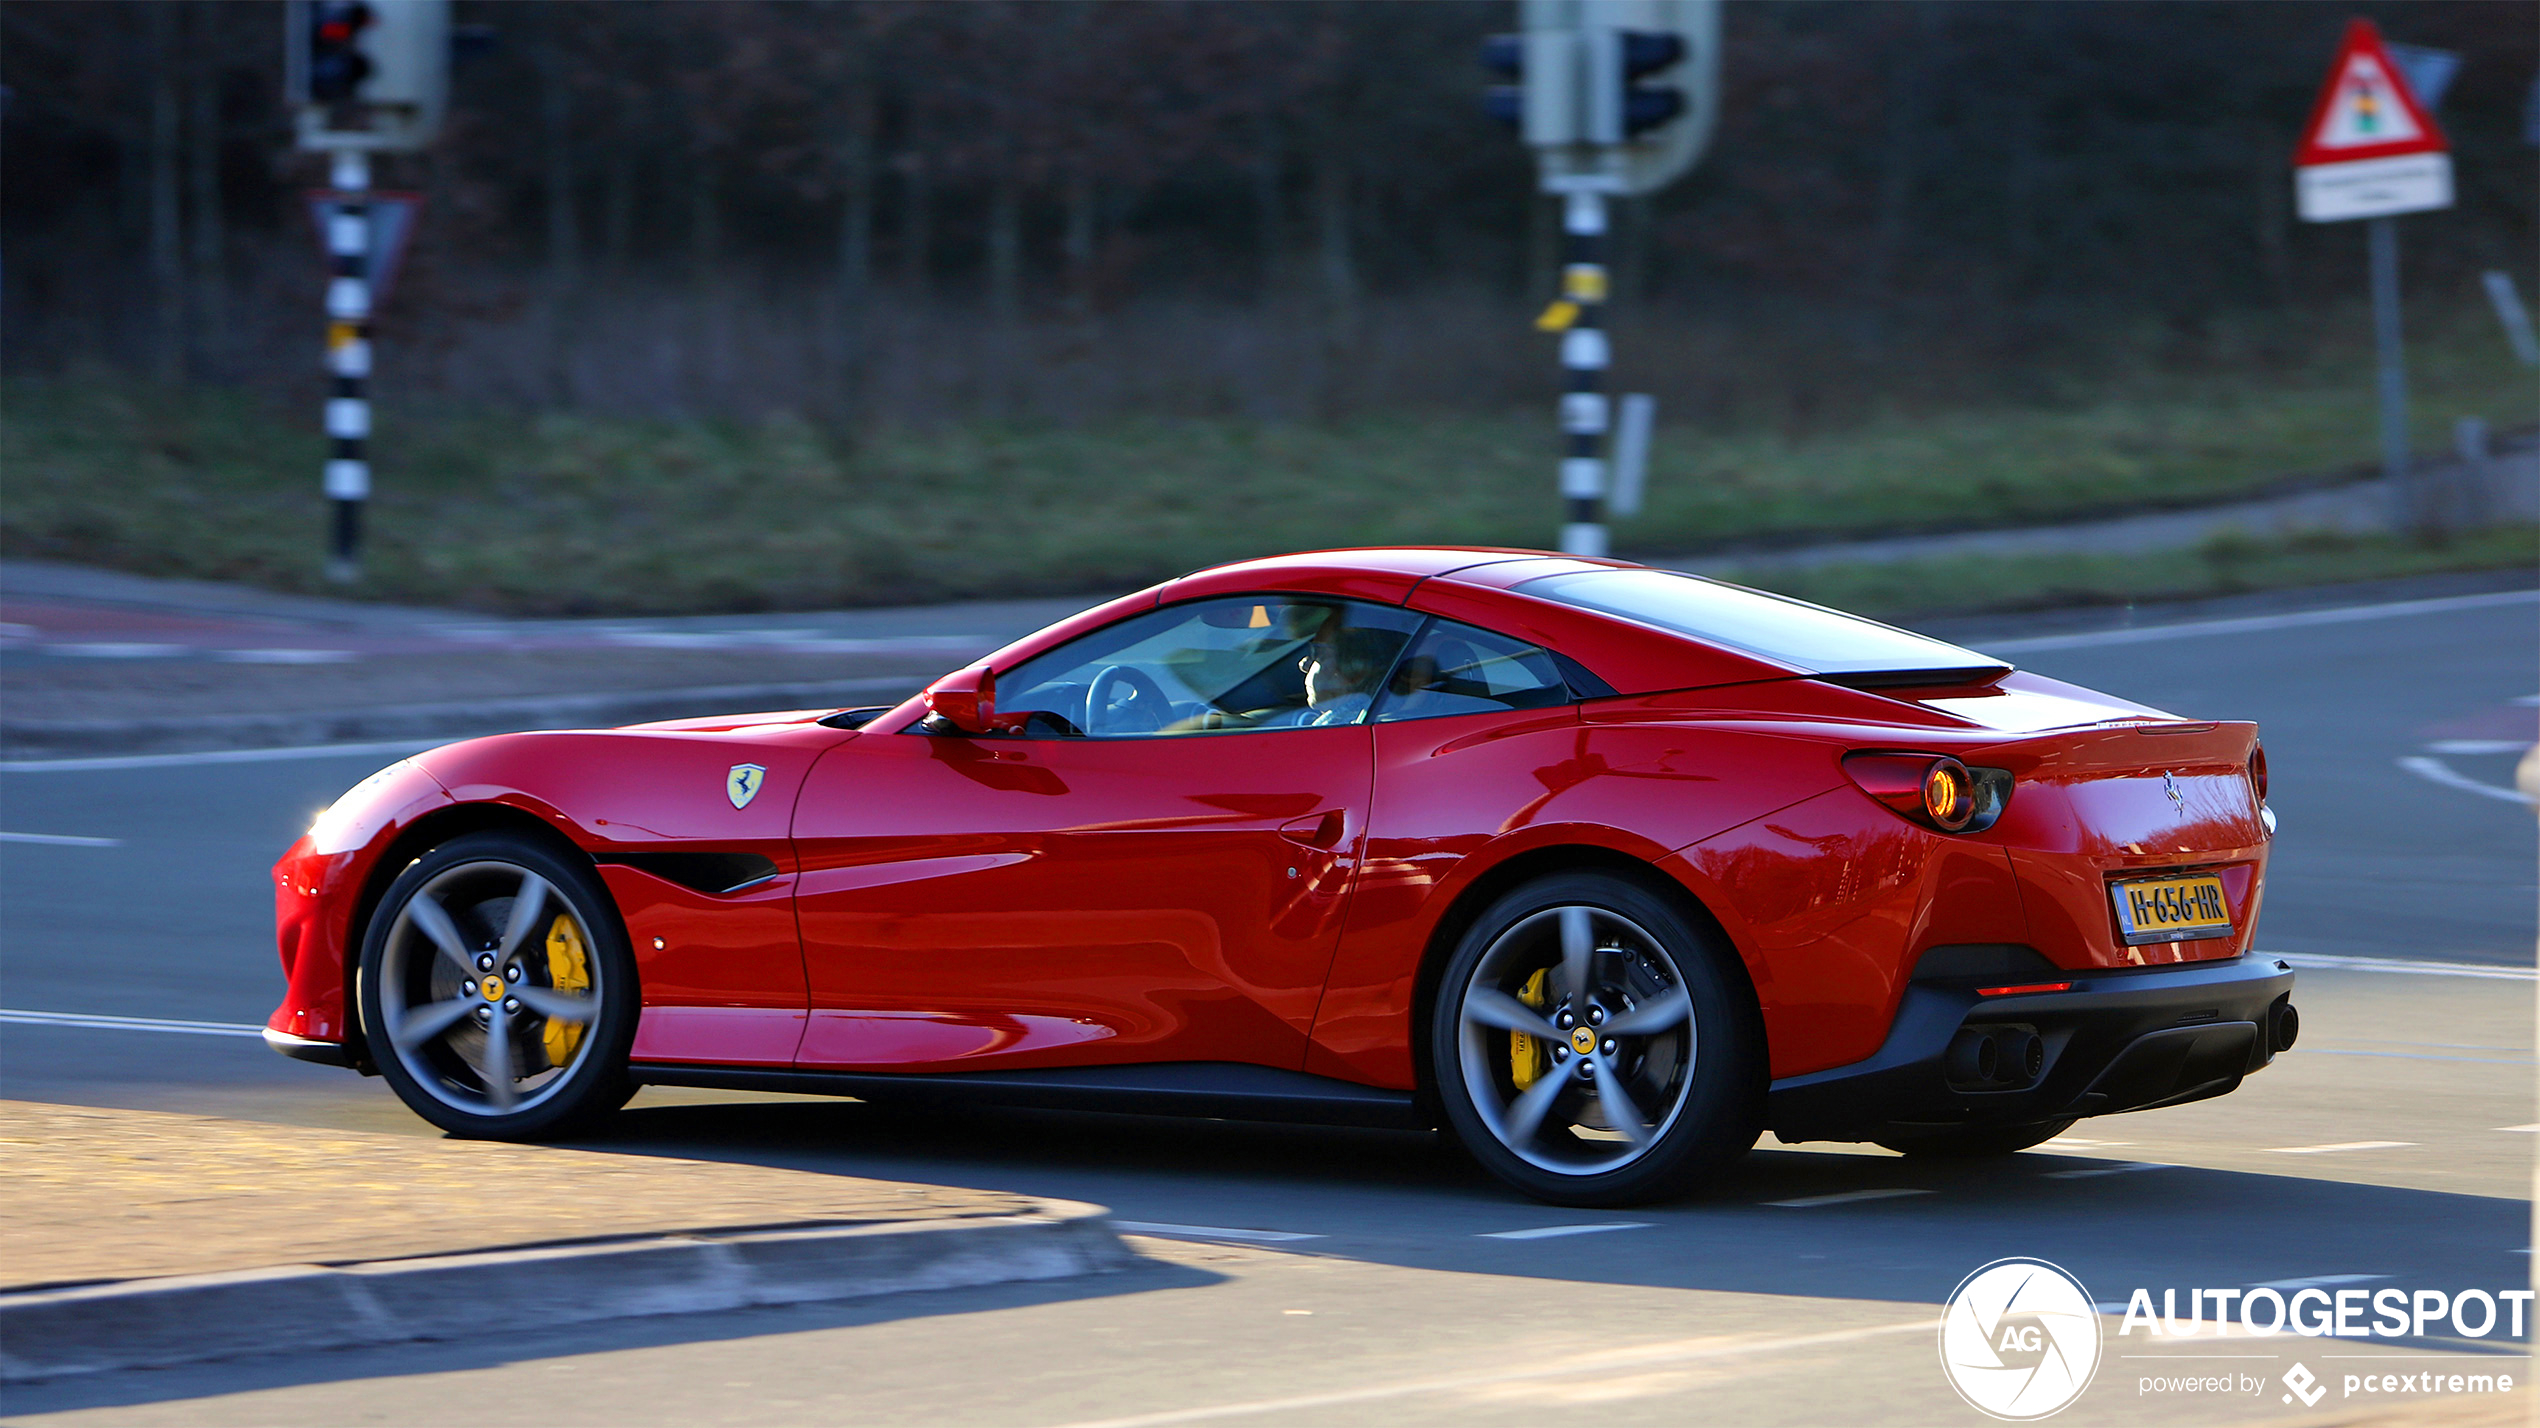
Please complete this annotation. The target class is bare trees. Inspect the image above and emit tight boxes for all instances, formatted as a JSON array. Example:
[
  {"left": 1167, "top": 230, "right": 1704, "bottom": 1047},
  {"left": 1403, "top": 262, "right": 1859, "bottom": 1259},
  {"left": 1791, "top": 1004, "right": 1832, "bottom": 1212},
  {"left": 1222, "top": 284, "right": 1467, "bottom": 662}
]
[{"left": 2, "top": 1, "right": 2532, "bottom": 421}]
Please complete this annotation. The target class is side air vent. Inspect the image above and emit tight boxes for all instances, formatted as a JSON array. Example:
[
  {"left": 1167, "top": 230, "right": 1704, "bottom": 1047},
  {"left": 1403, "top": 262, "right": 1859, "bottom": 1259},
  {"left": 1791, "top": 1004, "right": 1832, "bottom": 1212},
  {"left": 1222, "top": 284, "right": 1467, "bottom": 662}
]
[{"left": 599, "top": 852, "right": 780, "bottom": 895}]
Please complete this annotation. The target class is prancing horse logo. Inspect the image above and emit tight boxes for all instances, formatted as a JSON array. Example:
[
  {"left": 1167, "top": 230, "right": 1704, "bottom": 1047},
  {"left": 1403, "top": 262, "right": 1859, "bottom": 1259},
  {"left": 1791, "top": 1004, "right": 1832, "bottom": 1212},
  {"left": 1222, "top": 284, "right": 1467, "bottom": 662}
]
[
  {"left": 727, "top": 764, "right": 767, "bottom": 810},
  {"left": 2162, "top": 771, "right": 2184, "bottom": 812}
]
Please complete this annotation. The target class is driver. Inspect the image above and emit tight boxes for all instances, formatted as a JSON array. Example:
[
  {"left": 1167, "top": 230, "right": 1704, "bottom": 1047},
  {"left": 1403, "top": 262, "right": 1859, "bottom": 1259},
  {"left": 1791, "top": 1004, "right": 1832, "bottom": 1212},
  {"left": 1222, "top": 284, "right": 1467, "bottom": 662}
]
[{"left": 1278, "top": 624, "right": 1396, "bottom": 727}]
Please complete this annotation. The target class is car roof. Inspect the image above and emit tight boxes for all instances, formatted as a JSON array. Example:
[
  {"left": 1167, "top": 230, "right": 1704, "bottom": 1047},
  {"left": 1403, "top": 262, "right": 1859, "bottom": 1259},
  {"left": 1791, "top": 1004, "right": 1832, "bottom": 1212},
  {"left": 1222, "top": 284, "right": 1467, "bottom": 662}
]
[{"left": 1153, "top": 546, "right": 1630, "bottom": 606}]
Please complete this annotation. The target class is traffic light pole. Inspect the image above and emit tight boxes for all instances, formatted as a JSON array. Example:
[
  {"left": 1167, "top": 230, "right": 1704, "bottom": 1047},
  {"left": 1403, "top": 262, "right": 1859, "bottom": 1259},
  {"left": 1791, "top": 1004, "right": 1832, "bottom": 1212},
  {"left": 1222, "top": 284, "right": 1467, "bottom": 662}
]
[
  {"left": 1556, "top": 190, "right": 1611, "bottom": 558},
  {"left": 323, "top": 148, "right": 371, "bottom": 582}
]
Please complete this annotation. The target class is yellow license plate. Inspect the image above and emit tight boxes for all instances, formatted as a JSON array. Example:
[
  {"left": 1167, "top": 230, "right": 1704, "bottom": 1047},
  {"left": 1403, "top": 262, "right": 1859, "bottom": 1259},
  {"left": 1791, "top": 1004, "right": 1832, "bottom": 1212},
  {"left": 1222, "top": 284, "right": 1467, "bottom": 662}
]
[{"left": 2110, "top": 873, "right": 2234, "bottom": 945}]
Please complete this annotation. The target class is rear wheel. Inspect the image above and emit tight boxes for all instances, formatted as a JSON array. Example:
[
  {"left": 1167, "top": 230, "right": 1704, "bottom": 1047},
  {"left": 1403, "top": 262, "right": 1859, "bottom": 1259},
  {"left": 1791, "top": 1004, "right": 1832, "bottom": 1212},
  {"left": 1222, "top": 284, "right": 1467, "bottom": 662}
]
[
  {"left": 358, "top": 831, "right": 637, "bottom": 1140},
  {"left": 1876, "top": 1119, "right": 2076, "bottom": 1158},
  {"left": 1430, "top": 871, "right": 1762, "bottom": 1206}
]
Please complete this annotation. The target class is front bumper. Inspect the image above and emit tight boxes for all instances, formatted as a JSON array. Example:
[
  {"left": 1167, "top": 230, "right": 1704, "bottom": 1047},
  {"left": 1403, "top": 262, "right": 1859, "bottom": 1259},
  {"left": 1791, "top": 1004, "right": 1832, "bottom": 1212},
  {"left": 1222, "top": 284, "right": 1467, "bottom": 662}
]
[{"left": 1767, "top": 953, "right": 2295, "bottom": 1143}]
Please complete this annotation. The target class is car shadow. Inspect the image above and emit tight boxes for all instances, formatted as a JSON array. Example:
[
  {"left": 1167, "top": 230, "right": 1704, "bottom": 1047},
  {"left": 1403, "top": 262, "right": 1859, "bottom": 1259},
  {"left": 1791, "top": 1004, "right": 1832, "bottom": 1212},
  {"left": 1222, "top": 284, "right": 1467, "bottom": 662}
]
[
  {"left": 573, "top": 1096, "right": 2530, "bottom": 1312},
  {"left": 18, "top": 1094, "right": 2521, "bottom": 1414}
]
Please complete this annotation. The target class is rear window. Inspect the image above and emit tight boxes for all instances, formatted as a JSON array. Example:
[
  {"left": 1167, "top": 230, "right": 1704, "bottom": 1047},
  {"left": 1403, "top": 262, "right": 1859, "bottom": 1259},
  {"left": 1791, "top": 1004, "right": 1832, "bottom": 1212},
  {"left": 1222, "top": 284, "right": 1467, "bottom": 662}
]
[{"left": 1515, "top": 569, "right": 2008, "bottom": 685}]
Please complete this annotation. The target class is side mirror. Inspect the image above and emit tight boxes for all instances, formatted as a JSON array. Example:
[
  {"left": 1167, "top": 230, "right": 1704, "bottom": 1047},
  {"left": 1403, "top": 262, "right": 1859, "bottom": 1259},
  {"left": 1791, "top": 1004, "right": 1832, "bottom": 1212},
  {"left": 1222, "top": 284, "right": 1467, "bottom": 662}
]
[{"left": 922, "top": 666, "right": 997, "bottom": 736}]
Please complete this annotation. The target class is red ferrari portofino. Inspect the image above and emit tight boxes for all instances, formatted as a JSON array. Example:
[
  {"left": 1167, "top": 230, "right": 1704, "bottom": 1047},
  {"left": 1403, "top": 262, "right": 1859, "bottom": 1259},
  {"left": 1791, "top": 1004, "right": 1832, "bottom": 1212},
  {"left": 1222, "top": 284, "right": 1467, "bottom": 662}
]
[{"left": 269, "top": 548, "right": 2294, "bottom": 1204}]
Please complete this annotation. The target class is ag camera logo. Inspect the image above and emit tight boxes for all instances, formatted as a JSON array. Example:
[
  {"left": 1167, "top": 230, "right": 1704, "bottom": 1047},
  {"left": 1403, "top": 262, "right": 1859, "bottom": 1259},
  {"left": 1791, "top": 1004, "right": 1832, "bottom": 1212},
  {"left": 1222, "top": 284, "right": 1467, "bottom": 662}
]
[{"left": 1941, "top": 1258, "right": 2104, "bottom": 1420}]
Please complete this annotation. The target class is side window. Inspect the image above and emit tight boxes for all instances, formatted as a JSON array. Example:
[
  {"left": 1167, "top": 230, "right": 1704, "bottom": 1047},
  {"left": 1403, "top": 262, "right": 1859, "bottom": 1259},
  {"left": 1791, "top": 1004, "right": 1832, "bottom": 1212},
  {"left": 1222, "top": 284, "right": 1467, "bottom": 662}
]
[
  {"left": 987, "top": 595, "right": 1423, "bottom": 738},
  {"left": 1375, "top": 619, "right": 1574, "bottom": 723}
]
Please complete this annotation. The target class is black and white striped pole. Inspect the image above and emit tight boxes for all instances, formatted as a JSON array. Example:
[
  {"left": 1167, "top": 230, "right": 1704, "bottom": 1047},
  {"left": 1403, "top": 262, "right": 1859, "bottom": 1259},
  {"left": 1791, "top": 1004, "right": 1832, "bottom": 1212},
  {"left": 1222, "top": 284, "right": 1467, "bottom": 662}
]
[
  {"left": 324, "top": 149, "right": 372, "bottom": 582},
  {"left": 1555, "top": 191, "right": 1611, "bottom": 557},
  {"left": 288, "top": 0, "right": 449, "bottom": 581},
  {"left": 1486, "top": 0, "right": 1717, "bottom": 556}
]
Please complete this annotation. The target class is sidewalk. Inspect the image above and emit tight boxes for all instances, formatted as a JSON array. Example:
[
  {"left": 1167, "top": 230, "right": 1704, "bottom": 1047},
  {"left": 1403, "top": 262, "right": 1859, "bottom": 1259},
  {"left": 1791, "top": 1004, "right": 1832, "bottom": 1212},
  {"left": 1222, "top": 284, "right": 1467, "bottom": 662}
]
[
  {"left": 3, "top": 437, "right": 2533, "bottom": 758},
  {"left": 0, "top": 1100, "right": 1129, "bottom": 1378},
  {"left": 1662, "top": 430, "right": 2538, "bottom": 575}
]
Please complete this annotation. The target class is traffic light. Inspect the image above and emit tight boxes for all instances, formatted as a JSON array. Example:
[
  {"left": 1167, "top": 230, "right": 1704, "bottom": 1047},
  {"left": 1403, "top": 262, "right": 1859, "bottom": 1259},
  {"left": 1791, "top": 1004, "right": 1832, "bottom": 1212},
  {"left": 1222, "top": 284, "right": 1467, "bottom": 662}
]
[
  {"left": 288, "top": 0, "right": 451, "bottom": 152},
  {"left": 307, "top": 2, "right": 374, "bottom": 105},
  {"left": 1617, "top": 30, "right": 1684, "bottom": 135},
  {"left": 1478, "top": 2, "right": 1716, "bottom": 194},
  {"left": 1482, "top": 33, "right": 1525, "bottom": 129}
]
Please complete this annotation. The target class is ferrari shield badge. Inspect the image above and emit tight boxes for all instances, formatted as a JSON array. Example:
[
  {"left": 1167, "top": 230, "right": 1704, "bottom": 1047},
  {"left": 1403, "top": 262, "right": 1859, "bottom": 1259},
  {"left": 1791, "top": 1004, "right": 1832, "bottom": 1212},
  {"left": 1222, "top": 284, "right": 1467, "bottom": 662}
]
[{"left": 726, "top": 764, "right": 767, "bottom": 810}]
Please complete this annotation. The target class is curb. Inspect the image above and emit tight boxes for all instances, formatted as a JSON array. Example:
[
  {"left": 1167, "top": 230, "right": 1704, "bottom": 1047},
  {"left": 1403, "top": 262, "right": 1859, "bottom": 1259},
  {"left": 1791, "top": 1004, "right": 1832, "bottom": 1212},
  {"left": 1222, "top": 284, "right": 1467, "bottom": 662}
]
[
  {"left": 0, "top": 675, "right": 925, "bottom": 759},
  {"left": 0, "top": 1201, "right": 1133, "bottom": 1381}
]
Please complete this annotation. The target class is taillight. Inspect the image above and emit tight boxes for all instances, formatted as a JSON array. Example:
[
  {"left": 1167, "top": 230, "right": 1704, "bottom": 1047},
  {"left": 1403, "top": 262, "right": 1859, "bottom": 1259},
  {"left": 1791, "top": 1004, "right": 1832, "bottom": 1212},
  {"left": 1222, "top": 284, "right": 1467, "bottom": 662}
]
[
  {"left": 2249, "top": 744, "right": 2269, "bottom": 805},
  {"left": 1843, "top": 752, "right": 2011, "bottom": 833}
]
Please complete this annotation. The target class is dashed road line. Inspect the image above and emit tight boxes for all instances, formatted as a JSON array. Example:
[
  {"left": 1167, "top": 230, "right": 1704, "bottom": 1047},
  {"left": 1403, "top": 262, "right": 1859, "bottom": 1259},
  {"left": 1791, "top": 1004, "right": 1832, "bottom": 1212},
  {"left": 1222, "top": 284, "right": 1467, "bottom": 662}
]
[
  {"left": 1111, "top": 1222, "right": 1325, "bottom": 1244},
  {"left": 0, "top": 738, "right": 437, "bottom": 774},
  {"left": 2309, "top": 1049, "right": 2534, "bottom": 1066},
  {"left": 0, "top": 831, "right": 121, "bottom": 846},
  {"left": 2043, "top": 1161, "right": 2178, "bottom": 1180},
  {"left": 0, "top": 1009, "right": 264, "bottom": 1037},
  {"left": 1476, "top": 1223, "right": 1653, "bottom": 1240},
  {"left": 2270, "top": 952, "right": 2536, "bottom": 981},
  {"left": 2398, "top": 754, "right": 2533, "bottom": 806},
  {"left": 2266, "top": 1142, "right": 2416, "bottom": 1155},
  {"left": 1978, "top": 588, "right": 2537, "bottom": 655},
  {"left": 1030, "top": 1317, "right": 1941, "bottom": 1428},
  {"left": 2497, "top": 1125, "right": 2540, "bottom": 1133},
  {"left": 1765, "top": 1188, "right": 1932, "bottom": 1208}
]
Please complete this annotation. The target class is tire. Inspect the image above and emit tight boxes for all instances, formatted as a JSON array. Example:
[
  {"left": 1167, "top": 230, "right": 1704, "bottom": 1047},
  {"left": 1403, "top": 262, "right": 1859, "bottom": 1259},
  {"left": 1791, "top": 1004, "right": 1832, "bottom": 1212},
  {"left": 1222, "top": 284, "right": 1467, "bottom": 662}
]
[
  {"left": 1429, "top": 870, "right": 1763, "bottom": 1207},
  {"left": 358, "top": 830, "right": 638, "bottom": 1140},
  {"left": 1875, "top": 1119, "right": 2076, "bottom": 1158}
]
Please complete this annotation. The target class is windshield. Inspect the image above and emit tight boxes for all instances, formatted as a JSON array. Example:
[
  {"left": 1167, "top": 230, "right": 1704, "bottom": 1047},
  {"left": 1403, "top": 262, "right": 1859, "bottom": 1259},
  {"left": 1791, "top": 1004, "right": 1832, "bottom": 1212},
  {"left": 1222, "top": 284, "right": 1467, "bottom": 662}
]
[{"left": 1515, "top": 569, "right": 2008, "bottom": 684}]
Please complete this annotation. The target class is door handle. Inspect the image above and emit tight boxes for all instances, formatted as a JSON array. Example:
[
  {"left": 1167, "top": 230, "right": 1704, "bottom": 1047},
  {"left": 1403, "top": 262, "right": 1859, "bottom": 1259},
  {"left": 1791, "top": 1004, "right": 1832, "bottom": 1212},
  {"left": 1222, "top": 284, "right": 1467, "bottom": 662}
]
[{"left": 1278, "top": 811, "right": 1346, "bottom": 850}]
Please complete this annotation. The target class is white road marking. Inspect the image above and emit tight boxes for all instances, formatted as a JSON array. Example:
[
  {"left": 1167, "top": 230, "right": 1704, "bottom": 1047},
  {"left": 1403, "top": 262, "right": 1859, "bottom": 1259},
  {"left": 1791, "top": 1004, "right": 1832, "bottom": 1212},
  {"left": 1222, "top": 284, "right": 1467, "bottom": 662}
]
[
  {"left": 0, "top": 831, "right": 122, "bottom": 846},
  {"left": 0, "top": 1009, "right": 265, "bottom": 1037},
  {"left": 1031, "top": 1317, "right": 1941, "bottom": 1428},
  {"left": 42, "top": 642, "right": 187, "bottom": 658},
  {"left": 2309, "top": 1048, "right": 2534, "bottom": 1066},
  {"left": 1764, "top": 1188, "right": 1931, "bottom": 1208},
  {"left": 2038, "top": 1136, "right": 2132, "bottom": 1148},
  {"left": 2270, "top": 952, "right": 2536, "bottom": 981},
  {"left": 2397, "top": 754, "right": 2534, "bottom": 806},
  {"left": 2497, "top": 1125, "right": 2540, "bottom": 1133},
  {"left": 0, "top": 738, "right": 438, "bottom": 774},
  {"left": 2266, "top": 1141, "right": 2415, "bottom": 1154},
  {"left": 1476, "top": 1222, "right": 1653, "bottom": 1240},
  {"left": 211, "top": 648, "right": 361, "bottom": 665},
  {"left": 1978, "top": 588, "right": 2537, "bottom": 655},
  {"left": 1110, "top": 1222, "right": 1325, "bottom": 1243},
  {"left": 2428, "top": 739, "right": 2533, "bottom": 755},
  {"left": 2043, "top": 1161, "right": 2178, "bottom": 1180}
]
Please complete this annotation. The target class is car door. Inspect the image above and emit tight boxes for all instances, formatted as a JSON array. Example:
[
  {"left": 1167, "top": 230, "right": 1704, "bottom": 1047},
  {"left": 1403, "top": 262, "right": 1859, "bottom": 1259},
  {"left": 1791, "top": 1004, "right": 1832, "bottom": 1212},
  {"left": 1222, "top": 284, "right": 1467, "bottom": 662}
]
[{"left": 789, "top": 594, "right": 1424, "bottom": 1074}]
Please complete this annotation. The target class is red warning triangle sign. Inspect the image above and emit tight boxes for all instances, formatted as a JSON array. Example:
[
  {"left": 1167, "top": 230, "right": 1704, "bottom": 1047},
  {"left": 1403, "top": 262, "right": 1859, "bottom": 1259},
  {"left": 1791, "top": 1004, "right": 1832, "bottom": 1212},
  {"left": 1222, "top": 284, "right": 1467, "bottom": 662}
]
[{"left": 2295, "top": 19, "right": 2448, "bottom": 168}]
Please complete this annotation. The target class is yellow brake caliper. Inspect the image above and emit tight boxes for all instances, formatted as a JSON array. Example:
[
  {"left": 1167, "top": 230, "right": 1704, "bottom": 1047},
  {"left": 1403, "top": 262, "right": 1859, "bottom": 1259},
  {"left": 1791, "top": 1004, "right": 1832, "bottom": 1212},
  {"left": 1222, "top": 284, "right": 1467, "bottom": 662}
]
[
  {"left": 1509, "top": 967, "right": 1551, "bottom": 1090},
  {"left": 542, "top": 915, "right": 591, "bottom": 1065}
]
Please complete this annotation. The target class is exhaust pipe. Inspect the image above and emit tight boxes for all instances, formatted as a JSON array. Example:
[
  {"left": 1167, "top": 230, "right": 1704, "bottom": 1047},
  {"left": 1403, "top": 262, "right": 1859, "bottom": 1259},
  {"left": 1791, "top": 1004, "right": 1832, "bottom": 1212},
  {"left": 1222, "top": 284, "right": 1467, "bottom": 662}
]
[
  {"left": 2270, "top": 1000, "right": 2300, "bottom": 1054},
  {"left": 1946, "top": 1025, "right": 2047, "bottom": 1089}
]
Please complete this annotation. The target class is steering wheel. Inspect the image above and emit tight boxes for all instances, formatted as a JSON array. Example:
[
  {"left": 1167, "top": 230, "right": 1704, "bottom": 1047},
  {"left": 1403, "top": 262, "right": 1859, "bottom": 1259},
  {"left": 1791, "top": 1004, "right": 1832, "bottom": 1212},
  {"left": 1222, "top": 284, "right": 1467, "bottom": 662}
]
[{"left": 1084, "top": 664, "right": 1170, "bottom": 735}]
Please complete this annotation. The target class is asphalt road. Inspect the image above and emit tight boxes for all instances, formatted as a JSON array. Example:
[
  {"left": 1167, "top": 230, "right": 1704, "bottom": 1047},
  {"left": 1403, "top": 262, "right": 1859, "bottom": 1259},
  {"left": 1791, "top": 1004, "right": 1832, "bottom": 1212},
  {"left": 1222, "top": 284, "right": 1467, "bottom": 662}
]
[{"left": 2, "top": 579, "right": 2532, "bottom": 1426}]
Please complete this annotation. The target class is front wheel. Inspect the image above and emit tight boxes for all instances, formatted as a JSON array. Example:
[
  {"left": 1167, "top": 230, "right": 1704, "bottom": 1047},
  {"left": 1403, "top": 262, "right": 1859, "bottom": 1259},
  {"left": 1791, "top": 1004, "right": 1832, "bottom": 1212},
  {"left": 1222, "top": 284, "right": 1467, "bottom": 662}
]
[
  {"left": 358, "top": 831, "right": 638, "bottom": 1140},
  {"left": 1430, "top": 871, "right": 1763, "bottom": 1206}
]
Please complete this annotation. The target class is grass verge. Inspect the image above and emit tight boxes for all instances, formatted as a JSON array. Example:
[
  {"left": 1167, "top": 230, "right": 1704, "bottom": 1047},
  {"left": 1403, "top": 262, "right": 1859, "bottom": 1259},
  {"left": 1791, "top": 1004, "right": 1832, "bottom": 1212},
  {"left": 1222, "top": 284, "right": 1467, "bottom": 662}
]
[{"left": 3, "top": 305, "right": 2531, "bottom": 614}]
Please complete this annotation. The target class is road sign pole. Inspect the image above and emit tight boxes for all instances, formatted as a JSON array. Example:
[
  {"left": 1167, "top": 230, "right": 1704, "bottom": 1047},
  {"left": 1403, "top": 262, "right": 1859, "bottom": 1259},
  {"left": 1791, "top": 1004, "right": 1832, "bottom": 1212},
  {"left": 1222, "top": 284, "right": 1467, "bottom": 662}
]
[
  {"left": 324, "top": 148, "right": 372, "bottom": 582},
  {"left": 2366, "top": 215, "right": 2412, "bottom": 533},
  {"left": 1557, "top": 190, "right": 1610, "bottom": 558}
]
